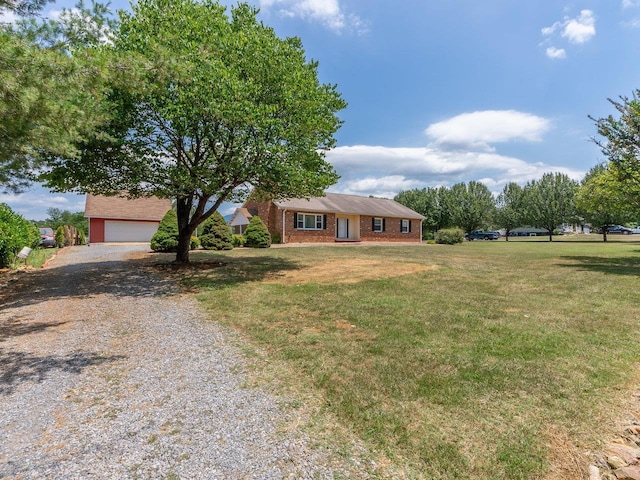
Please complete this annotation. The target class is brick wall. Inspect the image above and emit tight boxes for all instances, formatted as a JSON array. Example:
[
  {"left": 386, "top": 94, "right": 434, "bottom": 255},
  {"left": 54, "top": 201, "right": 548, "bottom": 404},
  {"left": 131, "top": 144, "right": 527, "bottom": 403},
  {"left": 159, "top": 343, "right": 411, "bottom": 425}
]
[
  {"left": 359, "top": 216, "right": 421, "bottom": 242},
  {"left": 241, "top": 200, "right": 422, "bottom": 243}
]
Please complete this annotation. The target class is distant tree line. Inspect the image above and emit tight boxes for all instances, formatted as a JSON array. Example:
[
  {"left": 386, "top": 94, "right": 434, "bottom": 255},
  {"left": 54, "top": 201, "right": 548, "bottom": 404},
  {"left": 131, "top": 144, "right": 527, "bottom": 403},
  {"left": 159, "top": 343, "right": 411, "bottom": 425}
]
[{"left": 395, "top": 167, "right": 640, "bottom": 242}]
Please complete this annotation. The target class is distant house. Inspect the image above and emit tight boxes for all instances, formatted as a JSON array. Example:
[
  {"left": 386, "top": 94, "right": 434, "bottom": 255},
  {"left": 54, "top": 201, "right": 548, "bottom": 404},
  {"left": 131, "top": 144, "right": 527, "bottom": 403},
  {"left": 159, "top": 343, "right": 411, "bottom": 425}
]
[
  {"left": 84, "top": 194, "right": 171, "bottom": 243},
  {"left": 235, "top": 192, "right": 425, "bottom": 244}
]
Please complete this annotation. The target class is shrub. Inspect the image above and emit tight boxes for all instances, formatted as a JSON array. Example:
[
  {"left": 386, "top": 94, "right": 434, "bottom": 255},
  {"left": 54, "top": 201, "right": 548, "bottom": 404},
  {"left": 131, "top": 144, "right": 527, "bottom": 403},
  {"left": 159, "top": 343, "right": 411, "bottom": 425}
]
[
  {"left": 199, "top": 211, "right": 233, "bottom": 250},
  {"left": 271, "top": 233, "right": 281, "bottom": 244},
  {"left": 244, "top": 216, "right": 271, "bottom": 248},
  {"left": 55, "top": 226, "right": 65, "bottom": 247},
  {"left": 190, "top": 235, "right": 200, "bottom": 250},
  {"left": 435, "top": 228, "right": 464, "bottom": 245},
  {"left": 231, "top": 234, "right": 246, "bottom": 247},
  {"left": 150, "top": 210, "right": 179, "bottom": 252},
  {"left": 0, "top": 203, "right": 40, "bottom": 268}
]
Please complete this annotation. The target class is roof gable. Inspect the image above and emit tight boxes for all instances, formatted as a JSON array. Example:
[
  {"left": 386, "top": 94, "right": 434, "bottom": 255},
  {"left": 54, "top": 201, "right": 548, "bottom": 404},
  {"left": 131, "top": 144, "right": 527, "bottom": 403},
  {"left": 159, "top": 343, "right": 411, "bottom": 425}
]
[
  {"left": 84, "top": 194, "right": 171, "bottom": 221},
  {"left": 229, "top": 208, "right": 252, "bottom": 226},
  {"left": 272, "top": 193, "right": 425, "bottom": 220}
]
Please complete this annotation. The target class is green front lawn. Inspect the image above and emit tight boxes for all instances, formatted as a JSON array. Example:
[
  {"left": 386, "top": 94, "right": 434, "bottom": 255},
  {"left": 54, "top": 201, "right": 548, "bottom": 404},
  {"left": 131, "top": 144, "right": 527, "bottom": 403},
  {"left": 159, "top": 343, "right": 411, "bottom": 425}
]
[{"left": 185, "top": 239, "right": 640, "bottom": 479}]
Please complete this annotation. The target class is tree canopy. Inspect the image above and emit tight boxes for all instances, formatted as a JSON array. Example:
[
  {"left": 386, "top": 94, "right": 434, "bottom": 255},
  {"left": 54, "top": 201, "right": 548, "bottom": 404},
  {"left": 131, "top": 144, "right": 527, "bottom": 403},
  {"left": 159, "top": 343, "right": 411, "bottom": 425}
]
[
  {"left": 0, "top": 1, "right": 115, "bottom": 192},
  {"left": 40, "top": 0, "right": 346, "bottom": 262},
  {"left": 523, "top": 172, "right": 577, "bottom": 241},
  {"left": 591, "top": 93, "right": 640, "bottom": 199},
  {"left": 448, "top": 181, "right": 495, "bottom": 237},
  {"left": 494, "top": 182, "right": 524, "bottom": 240},
  {"left": 576, "top": 163, "right": 636, "bottom": 241}
]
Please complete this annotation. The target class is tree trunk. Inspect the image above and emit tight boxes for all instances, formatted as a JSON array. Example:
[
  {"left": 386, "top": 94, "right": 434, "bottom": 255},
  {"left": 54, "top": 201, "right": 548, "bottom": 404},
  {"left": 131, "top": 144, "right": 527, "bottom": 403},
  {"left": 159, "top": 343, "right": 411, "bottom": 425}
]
[
  {"left": 175, "top": 229, "right": 192, "bottom": 263},
  {"left": 175, "top": 196, "right": 194, "bottom": 264}
]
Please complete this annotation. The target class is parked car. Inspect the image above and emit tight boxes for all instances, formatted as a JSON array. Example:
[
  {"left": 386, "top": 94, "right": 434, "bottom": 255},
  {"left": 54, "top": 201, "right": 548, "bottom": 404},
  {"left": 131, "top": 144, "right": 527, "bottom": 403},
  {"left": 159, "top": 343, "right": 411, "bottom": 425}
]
[
  {"left": 39, "top": 227, "right": 56, "bottom": 247},
  {"left": 605, "top": 225, "right": 634, "bottom": 235},
  {"left": 466, "top": 230, "right": 500, "bottom": 240}
]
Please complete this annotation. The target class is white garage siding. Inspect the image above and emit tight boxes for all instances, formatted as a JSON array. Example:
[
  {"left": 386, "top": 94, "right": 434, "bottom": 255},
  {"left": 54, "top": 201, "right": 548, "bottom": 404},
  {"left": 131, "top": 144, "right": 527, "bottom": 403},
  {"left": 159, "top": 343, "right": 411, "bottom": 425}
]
[{"left": 104, "top": 221, "right": 160, "bottom": 242}]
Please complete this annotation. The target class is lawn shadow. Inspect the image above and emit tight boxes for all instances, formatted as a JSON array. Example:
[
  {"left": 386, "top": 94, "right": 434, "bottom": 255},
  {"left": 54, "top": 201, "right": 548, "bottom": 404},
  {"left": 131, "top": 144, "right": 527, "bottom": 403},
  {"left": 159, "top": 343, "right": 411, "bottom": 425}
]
[
  {"left": 0, "top": 349, "right": 126, "bottom": 396},
  {"left": 1, "top": 249, "right": 303, "bottom": 310},
  {"left": 558, "top": 255, "right": 640, "bottom": 276},
  {"left": 156, "top": 252, "right": 303, "bottom": 290}
]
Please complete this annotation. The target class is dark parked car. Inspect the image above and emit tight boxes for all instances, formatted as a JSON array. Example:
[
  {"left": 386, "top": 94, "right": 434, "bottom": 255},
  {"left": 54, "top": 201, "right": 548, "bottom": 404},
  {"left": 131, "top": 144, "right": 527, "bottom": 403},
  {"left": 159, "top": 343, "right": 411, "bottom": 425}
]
[
  {"left": 39, "top": 227, "right": 56, "bottom": 247},
  {"left": 606, "top": 225, "right": 634, "bottom": 235}
]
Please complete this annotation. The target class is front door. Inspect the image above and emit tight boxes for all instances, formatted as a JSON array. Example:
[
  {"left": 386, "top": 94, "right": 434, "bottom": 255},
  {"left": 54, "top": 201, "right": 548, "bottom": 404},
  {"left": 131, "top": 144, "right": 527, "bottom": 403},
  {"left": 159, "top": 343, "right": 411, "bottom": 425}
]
[{"left": 337, "top": 217, "right": 349, "bottom": 239}]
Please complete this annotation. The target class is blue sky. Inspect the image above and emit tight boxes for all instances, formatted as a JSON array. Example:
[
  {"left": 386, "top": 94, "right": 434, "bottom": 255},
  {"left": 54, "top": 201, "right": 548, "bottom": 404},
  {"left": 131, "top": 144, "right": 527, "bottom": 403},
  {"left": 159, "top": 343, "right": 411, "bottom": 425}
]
[{"left": 3, "top": 0, "right": 640, "bottom": 220}]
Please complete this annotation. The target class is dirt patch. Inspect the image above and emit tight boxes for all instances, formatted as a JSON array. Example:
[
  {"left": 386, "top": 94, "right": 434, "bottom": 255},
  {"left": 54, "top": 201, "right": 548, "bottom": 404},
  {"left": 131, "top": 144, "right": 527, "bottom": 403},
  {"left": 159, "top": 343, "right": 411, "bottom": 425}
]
[{"left": 264, "top": 259, "right": 437, "bottom": 285}]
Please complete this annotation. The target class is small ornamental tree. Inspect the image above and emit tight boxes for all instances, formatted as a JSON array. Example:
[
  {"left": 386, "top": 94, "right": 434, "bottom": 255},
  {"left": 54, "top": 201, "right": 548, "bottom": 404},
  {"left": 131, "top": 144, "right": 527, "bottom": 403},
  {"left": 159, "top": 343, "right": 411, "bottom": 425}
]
[
  {"left": 150, "top": 210, "right": 179, "bottom": 252},
  {"left": 200, "top": 211, "right": 233, "bottom": 250},
  {"left": 244, "top": 216, "right": 271, "bottom": 248}
]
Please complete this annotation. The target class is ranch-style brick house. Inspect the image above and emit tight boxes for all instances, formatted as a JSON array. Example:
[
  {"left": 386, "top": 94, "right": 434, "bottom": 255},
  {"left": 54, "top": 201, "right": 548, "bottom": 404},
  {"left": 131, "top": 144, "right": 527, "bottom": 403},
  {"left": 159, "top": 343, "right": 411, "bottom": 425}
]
[
  {"left": 231, "top": 193, "right": 425, "bottom": 244},
  {"left": 84, "top": 194, "right": 171, "bottom": 243}
]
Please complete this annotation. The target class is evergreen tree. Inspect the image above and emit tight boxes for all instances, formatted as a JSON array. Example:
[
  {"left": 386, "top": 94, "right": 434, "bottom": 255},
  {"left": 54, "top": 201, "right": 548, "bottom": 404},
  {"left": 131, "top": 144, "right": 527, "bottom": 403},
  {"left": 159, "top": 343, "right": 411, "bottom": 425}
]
[
  {"left": 244, "top": 216, "right": 271, "bottom": 248},
  {"left": 199, "top": 211, "right": 233, "bottom": 250},
  {"left": 150, "top": 210, "right": 179, "bottom": 252}
]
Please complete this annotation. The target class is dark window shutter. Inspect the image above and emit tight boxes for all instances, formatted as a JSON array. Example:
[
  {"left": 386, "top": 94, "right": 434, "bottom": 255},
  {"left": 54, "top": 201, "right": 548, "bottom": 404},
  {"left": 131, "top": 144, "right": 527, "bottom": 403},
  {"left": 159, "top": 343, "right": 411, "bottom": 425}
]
[
  {"left": 383, "top": 219, "right": 386, "bottom": 232},
  {"left": 372, "top": 218, "right": 375, "bottom": 230},
  {"left": 409, "top": 220, "right": 412, "bottom": 233},
  {"left": 323, "top": 214, "right": 327, "bottom": 230},
  {"left": 400, "top": 219, "right": 403, "bottom": 230},
  {"left": 294, "top": 213, "right": 298, "bottom": 229}
]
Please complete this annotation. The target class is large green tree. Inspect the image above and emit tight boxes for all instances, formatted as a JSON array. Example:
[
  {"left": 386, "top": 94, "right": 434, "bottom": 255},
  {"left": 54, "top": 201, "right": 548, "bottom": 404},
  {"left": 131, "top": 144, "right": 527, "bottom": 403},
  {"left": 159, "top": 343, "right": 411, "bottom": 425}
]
[
  {"left": 394, "top": 186, "right": 451, "bottom": 236},
  {"left": 448, "top": 181, "right": 495, "bottom": 237},
  {"left": 523, "top": 172, "right": 577, "bottom": 241},
  {"left": 591, "top": 93, "right": 640, "bottom": 199},
  {"left": 495, "top": 182, "right": 524, "bottom": 241},
  {"left": 41, "top": 0, "right": 346, "bottom": 263},
  {"left": 0, "top": 1, "right": 114, "bottom": 192},
  {"left": 576, "top": 163, "right": 636, "bottom": 241}
]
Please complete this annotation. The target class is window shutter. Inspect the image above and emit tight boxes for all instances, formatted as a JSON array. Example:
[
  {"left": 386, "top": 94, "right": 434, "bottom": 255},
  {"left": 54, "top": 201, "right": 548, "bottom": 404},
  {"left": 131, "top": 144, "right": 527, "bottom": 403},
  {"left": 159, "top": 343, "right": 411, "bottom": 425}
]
[
  {"left": 400, "top": 219, "right": 403, "bottom": 230},
  {"left": 372, "top": 218, "right": 375, "bottom": 230},
  {"left": 323, "top": 214, "right": 327, "bottom": 230},
  {"left": 409, "top": 220, "right": 412, "bottom": 233},
  {"left": 383, "top": 219, "right": 386, "bottom": 232},
  {"left": 294, "top": 213, "right": 298, "bottom": 229}
]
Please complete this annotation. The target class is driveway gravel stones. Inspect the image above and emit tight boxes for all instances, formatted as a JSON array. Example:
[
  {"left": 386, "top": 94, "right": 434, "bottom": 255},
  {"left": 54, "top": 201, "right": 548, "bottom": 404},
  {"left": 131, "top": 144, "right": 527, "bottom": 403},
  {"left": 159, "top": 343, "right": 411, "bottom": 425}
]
[{"left": 0, "top": 245, "right": 368, "bottom": 479}]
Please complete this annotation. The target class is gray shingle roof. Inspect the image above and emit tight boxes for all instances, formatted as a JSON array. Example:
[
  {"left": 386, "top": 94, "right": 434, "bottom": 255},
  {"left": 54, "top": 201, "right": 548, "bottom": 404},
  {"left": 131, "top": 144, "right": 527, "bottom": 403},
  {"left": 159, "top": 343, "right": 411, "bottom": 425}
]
[
  {"left": 84, "top": 194, "right": 171, "bottom": 221},
  {"left": 273, "top": 193, "right": 425, "bottom": 219}
]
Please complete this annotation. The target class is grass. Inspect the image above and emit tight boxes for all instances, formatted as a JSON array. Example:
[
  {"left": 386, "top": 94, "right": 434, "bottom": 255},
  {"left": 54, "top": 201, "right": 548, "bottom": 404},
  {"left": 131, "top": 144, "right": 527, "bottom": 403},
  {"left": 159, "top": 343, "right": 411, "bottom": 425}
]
[{"left": 183, "top": 236, "right": 640, "bottom": 479}]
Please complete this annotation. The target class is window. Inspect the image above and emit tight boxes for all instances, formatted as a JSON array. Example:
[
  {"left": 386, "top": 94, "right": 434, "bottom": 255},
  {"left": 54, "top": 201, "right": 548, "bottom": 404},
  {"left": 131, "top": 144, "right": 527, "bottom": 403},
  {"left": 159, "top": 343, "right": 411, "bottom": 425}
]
[
  {"left": 373, "top": 217, "right": 384, "bottom": 232},
  {"left": 296, "top": 213, "right": 324, "bottom": 230},
  {"left": 401, "top": 219, "right": 410, "bottom": 233}
]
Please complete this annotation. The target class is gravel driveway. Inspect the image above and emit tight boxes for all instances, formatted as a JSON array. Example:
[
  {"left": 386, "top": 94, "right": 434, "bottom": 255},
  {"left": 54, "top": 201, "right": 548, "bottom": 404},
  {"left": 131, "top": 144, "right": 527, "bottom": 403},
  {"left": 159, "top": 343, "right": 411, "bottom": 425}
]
[{"left": 0, "top": 245, "right": 366, "bottom": 479}]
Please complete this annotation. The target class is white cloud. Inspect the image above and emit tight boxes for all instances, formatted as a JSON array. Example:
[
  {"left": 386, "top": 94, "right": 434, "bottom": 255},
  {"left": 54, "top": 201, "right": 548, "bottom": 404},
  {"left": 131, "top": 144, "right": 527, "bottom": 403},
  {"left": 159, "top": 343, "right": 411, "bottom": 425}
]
[
  {"left": 546, "top": 46, "right": 567, "bottom": 59},
  {"left": 0, "top": 9, "right": 19, "bottom": 24},
  {"left": 324, "top": 144, "right": 584, "bottom": 199},
  {"left": 622, "top": 0, "right": 640, "bottom": 8},
  {"left": 562, "top": 10, "right": 596, "bottom": 44},
  {"left": 424, "top": 110, "right": 551, "bottom": 151},
  {"left": 258, "top": 0, "right": 367, "bottom": 33},
  {"left": 321, "top": 110, "right": 583, "bottom": 199},
  {"left": 541, "top": 10, "right": 596, "bottom": 57},
  {"left": 0, "top": 191, "right": 85, "bottom": 220}
]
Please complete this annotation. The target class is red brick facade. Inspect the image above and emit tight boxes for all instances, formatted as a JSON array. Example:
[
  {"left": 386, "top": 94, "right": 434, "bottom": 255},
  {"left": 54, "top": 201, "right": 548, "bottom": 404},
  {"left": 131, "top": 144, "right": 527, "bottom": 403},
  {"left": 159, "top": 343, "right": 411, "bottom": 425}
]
[{"left": 244, "top": 200, "right": 422, "bottom": 244}]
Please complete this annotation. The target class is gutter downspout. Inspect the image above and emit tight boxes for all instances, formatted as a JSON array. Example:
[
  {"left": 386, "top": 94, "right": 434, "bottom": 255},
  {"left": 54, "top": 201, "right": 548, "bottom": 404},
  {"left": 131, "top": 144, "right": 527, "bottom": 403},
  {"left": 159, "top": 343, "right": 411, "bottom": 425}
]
[
  {"left": 282, "top": 209, "right": 287, "bottom": 244},
  {"left": 420, "top": 219, "right": 423, "bottom": 243}
]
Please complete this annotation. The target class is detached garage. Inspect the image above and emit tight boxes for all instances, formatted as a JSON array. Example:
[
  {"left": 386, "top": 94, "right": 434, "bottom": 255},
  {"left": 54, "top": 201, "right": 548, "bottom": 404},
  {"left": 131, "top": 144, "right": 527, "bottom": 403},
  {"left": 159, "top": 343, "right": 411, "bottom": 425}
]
[{"left": 84, "top": 194, "right": 171, "bottom": 243}]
